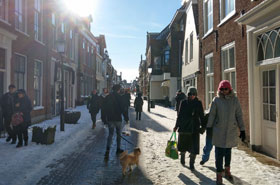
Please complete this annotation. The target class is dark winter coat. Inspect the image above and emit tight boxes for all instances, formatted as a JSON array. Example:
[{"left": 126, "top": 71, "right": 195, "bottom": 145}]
[
  {"left": 1, "top": 92, "right": 17, "bottom": 118},
  {"left": 123, "top": 92, "right": 131, "bottom": 108},
  {"left": 103, "top": 92, "right": 128, "bottom": 122},
  {"left": 100, "top": 94, "right": 108, "bottom": 123},
  {"left": 14, "top": 95, "right": 33, "bottom": 125},
  {"left": 87, "top": 94, "right": 100, "bottom": 114},
  {"left": 134, "top": 97, "right": 143, "bottom": 112},
  {"left": 175, "top": 97, "right": 205, "bottom": 154},
  {"left": 175, "top": 92, "right": 186, "bottom": 111}
]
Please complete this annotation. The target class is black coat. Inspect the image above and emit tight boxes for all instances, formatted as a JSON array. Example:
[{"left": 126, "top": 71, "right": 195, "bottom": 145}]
[
  {"left": 0, "top": 98, "right": 3, "bottom": 131},
  {"left": 100, "top": 94, "right": 108, "bottom": 123},
  {"left": 123, "top": 93, "right": 131, "bottom": 108},
  {"left": 14, "top": 95, "right": 33, "bottom": 125},
  {"left": 103, "top": 92, "right": 128, "bottom": 122},
  {"left": 134, "top": 97, "right": 143, "bottom": 112},
  {"left": 87, "top": 94, "right": 100, "bottom": 114},
  {"left": 175, "top": 93, "right": 186, "bottom": 111},
  {"left": 1, "top": 92, "right": 17, "bottom": 118},
  {"left": 175, "top": 98, "right": 205, "bottom": 154}
]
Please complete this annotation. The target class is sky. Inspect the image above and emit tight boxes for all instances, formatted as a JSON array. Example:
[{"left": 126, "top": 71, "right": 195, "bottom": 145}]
[{"left": 65, "top": 0, "right": 182, "bottom": 82}]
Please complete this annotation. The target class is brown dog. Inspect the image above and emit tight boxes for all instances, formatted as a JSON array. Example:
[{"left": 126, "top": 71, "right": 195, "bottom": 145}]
[{"left": 119, "top": 148, "right": 141, "bottom": 175}]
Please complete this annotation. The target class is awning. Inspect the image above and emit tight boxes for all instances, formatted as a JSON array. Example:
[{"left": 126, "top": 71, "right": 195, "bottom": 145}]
[{"left": 161, "top": 80, "right": 170, "bottom": 87}]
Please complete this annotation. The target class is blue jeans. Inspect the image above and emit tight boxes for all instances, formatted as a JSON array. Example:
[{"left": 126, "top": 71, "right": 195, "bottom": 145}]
[
  {"left": 215, "top": 147, "right": 232, "bottom": 172},
  {"left": 106, "top": 121, "right": 122, "bottom": 150},
  {"left": 201, "top": 136, "right": 213, "bottom": 162}
]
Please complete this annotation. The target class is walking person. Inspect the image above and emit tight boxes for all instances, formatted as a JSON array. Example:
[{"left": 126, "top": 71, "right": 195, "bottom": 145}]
[
  {"left": 1, "top": 84, "right": 17, "bottom": 144},
  {"left": 14, "top": 89, "right": 32, "bottom": 148},
  {"left": 200, "top": 112, "right": 213, "bottom": 165},
  {"left": 173, "top": 87, "right": 206, "bottom": 170},
  {"left": 134, "top": 93, "right": 143, "bottom": 120},
  {"left": 103, "top": 84, "right": 129, "bottom": 158},
  {"left": 87, "top": 89, "right": 100, "bottom": 129},
  {"left": 122, "top": 89, "right": 131, "bottom": 121},
  {"left": 100, "top": 88, "right": 109, "bottom": 125},
  {"left": 207, "top": 80, "right": 245, "bottom": 184},
  {"left": 175, "top": 90, "right": 186, "bottom": 114}
]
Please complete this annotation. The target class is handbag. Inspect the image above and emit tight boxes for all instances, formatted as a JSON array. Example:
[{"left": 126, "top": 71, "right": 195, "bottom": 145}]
[
  {"left": 165, "top": 132, "right": 179, "bottom": 159},
  {"left": 11, "top": 112, "right": 24, "bottom": 126}
]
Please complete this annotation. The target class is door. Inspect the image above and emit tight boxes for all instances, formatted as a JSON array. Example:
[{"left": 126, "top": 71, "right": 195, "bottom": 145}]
[{"left": 261, "top": 68, "right": 277, "bottom": 157}]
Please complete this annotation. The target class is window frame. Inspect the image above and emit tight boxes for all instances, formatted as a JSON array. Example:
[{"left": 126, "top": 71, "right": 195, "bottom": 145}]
[
  {"left": 14, "top": 53, "right": 27, "bottom": 90},
  {"left": 33, "top": 60, "right": 43, "bottom": 107},
  {"left": 190, "top": 32, "right": 193, "bottom": 61},
  {"left": 185, "top": 38, "right": 189, "bottom": 64},
  {"left": 219, "top": 0, "right": 236, "bottom": 23},
  {"left": 15, "top": 0, "right": 27, "bottom": 33},
  {"left": 205, "top": 53, "right": 214, "bottom": 110},
  {"left": 0, "top": 0, "right": 9, "bottom": 23},
  {"left": 203, "top": 0, "right": 213, "bottom": 35},
  {"left": 34, "top": 0, "right": 43, "bottom": 42}
]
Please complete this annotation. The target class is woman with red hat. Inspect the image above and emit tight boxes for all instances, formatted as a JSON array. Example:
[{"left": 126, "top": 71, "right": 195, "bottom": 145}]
[{"left": 207, "top": 80, "right": 245, "bottom": 185}]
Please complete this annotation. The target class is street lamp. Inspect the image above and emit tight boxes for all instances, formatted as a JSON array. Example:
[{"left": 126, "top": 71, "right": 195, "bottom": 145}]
[
  {"left": 106, "top": 73, "right": 110, "bottom": 90},
  {"left": 56, "top": 39, "right": 65, "bottom": 131},
  {"left": 147, "top": 67, "right": 152, "bottom": 112}
]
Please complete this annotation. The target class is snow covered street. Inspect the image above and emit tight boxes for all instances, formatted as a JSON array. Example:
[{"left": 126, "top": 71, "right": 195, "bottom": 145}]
[{"left": 0, "top": 98, "right": 280, "bottom": 185}]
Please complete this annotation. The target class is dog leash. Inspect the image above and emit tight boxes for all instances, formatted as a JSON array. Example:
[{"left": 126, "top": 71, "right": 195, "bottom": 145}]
[{"left": 116, "top": 131, "right": 136, "bottom": 147}]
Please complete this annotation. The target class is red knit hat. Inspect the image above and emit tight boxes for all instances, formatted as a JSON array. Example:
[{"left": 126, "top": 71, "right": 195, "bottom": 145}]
[{"left": 218, "top": 80, "right": 232, "bottom": 91}]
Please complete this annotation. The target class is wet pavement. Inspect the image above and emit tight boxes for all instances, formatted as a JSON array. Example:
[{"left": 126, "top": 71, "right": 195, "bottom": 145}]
[{"left": 37, "top": 108, "right": 152, "bottom": 185}]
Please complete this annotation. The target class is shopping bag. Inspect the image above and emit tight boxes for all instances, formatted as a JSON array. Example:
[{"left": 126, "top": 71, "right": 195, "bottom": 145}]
[
  {"left": 122, "top": 121, "right": 131, "bottom": 136},
  {"left": 165, "top": 132, "right": 179, "bottom": 159}
]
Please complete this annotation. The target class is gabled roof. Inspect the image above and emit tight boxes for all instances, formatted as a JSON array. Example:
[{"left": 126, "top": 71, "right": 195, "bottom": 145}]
[
  {"left": 156, "top": 25, "right": 170, "bottom": 40},
  {"left": 169, "top": 2, "right": 189, "bottom": 29}
]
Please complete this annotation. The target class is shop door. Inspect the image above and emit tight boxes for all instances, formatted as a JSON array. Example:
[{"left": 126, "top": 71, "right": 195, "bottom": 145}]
[{"left": 261, "top": 69, "right": 277, "bottom": 157}]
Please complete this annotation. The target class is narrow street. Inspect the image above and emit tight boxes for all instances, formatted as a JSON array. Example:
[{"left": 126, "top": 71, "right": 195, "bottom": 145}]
[{"left": 1, "top": 97, "right": 280, "bottom": 185}]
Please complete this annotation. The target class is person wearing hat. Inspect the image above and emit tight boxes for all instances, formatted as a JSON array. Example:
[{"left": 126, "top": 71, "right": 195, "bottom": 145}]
[
  {"left": 175, "top": 89, "right": 186, "bottom": 114},
  {"left": 173, "top": 87, "right": 206, "bottom": 170},
  {"left": 206, "top": 80, "right": 245, "bottom": 184},
  {"left": 14, "top": 89, "right": 32, "bottom": 148},
  {"left": 1, "top": 84, "right": 17, "bottom": 144}
]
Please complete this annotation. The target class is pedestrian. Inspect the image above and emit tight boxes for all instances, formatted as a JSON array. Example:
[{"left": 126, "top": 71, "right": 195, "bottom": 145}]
[
  {"left": 173, "top": 87, "right": 206, "bottom": 170},
  {"left": 175, "top": 90, "right": 186, "bottom": 114},
  {"left": 207, "top": 80, "right": 245, "bottom": 185},
  {"left": 100, "top": 88, "right": 109, "bottom": 125},
  {"left": 87, "top": 89, "right": 100, "bottom": 129},
  {"left": 134, "top": 93, "right": 143, "bottom": 120},
  {"left": 122, "top": 89, "right": 131, "bottom": 121},
  {"left": 14, "top": 89, "right": 32, "bottom": 148},
  {"left": 200, "top": 111, "right": 213, "bottom": 165},
  {"left": 1, "top": 84, "right": 17, "bottom": 144},
  {"left": 103, "top": 84, "right": 129, "bottom": 158}
]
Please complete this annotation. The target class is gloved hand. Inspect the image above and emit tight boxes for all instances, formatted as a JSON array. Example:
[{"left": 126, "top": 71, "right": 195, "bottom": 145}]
[
  {"left": 199, "top": 127, "right": 206, "bottom": 134},
  {"left": 239, "top": 130, "right": 246, "bottom": 142}
]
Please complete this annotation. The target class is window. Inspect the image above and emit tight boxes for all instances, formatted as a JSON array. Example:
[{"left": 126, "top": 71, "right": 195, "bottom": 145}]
[
  {"left": 164, "top": 50, "right": 170, "bottom": 65},
  {"left": 257, "top": 27, "right": 280, "bottom": 61},
  {"left": 34, "top": 61, "right": 42, "bottom": 106},
  {"left": 221, "top": 42, "right": 236, "bottom": 91},
  {"left": 154, "top": 56, "right": 161, "bottom": 70},
  {"left": 205, "top": 53, "right": 214, "bottom": 110},
  {"left": 0, "top": 0, "right": 8, "bottom": 22},
  {"left": 185, "top": 39, "right": 188, "bottom": 64},
  {"left": 15, "top": 0, "right": 26, "bottom": 32},
  {"left": 69, "top": 29, "right": 74, "bottom": 59},
  {"left": 203, "top": 0, "right": 213, "bottom": 34},
  {"left": 262, "top": 70, "right": 276, "bottom": 122},
  {"left": 190, "top": 33, "right": 193, "bottom": 61},
  {"left": 51, "top": 13, "right": 56, "bottom": 49},
  {"left": 14, "top": 54, "right": 26, "bottom": 90},
  {"left": 220, "top": 0, "right": 235, "bottom": 20},
  {"left": 61, "top": 22, "right": 65, "bottom": 33},
  {"left": 34, "top": 0, "right": 43, "bottom": 41}
]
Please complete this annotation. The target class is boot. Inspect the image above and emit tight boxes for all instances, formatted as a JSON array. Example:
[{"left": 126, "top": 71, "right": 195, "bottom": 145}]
[
  {"left": 180, "top": 153, "right": 185, "bottom": 165},
  {"left": 216, "top": 172, "right": 223, "bottom": 185},
  {"left": 189, "top": 154, "right": 196, "bottom": 170},
  {"left": 225, "top": 167, "right": 233, "bottom": 181}
]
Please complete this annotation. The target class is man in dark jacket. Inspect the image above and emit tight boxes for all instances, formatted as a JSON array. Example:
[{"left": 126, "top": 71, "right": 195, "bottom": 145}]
[
  {"left": 122, "top": 89, "right": 131, "bottom": 122},
  {"left": 100, "top": 88, "right": 109, "bottom": 125},
  {"left": 175, "top": 90, "right": 186, "bottom": 113},
  {"left": 1, "top": 84, "right": 17, "bottom": 143},
  {"left": 104, "top": 84, "right": 129, "bottom": 158},
  {"left": 87, "top": 89, "right": 100, "bottom": 129},
  {"left": 14, "top": 89, "right": 32, "bottom": 148}
]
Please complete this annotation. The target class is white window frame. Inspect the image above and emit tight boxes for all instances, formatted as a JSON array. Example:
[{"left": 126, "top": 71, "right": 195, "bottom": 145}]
[
  {"left": 34, "top": 0, "right": 43, "bottom": 42},
  {"left": 203, "top": 0, "right": 213, "bottom": 35},
  {"left": 34, "top": 60, "right": 43, "bottom": 107},
  {"left": 0, "top": 0, "right": 9, "bottom": 24},
  {"left": 205, "top": 53, "right": 214, "bottom": 110},
  {"left": 185, "top": 38, "right": 188, "bottom": 64},
  {"left": 15, "top": 0, "right": 27, "bottom": 33},
  {"left": 190, "top": 32, "right": 193, "bottom": 61},
  {"left": 14, "top": 53, "right": 27, "bottom": 90},
  {"left": 219, "top": 0, "right": 236, "bottom": 26},
  {"left": 221, "top": 42, "right": 236, "bottom": 91}
]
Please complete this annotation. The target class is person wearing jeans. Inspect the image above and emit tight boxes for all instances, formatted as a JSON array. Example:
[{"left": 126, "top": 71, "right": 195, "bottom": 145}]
[
  {"left": 200, "top": 128, "right": 213, "bottom": 165},
  {"left": 207, "top": 80, "right": 246, "bottom": 185}
]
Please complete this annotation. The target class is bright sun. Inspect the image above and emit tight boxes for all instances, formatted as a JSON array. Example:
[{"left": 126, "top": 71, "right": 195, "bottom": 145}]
[{"left": 63, "top": 0, "right": 97, "bottom": 17}]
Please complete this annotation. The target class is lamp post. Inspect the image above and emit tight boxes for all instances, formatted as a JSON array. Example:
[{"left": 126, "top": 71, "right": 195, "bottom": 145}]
[
  {"left": 147, "top": 68, "right": 152, "bottom": 112},
  {"left": 56, "top": 39, "right": 65, "bottom": 131}
]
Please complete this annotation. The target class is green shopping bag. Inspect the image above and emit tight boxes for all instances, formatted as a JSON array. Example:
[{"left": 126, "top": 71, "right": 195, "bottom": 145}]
[{"left": 165, "top": 132, "right": 179, "bottom": 159}]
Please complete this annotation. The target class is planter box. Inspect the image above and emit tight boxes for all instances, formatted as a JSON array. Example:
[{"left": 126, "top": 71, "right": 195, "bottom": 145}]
[
  {"left": 32, "top": 125, "right": 56, "bottom": 145},
  {"left": 64, "top": 111, "right": 81, "bottom": 124}
]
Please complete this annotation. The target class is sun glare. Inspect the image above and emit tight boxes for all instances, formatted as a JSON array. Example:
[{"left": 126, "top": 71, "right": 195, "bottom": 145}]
[{"left": 63, "top": 0, "right": 97, "bottom": 17}]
